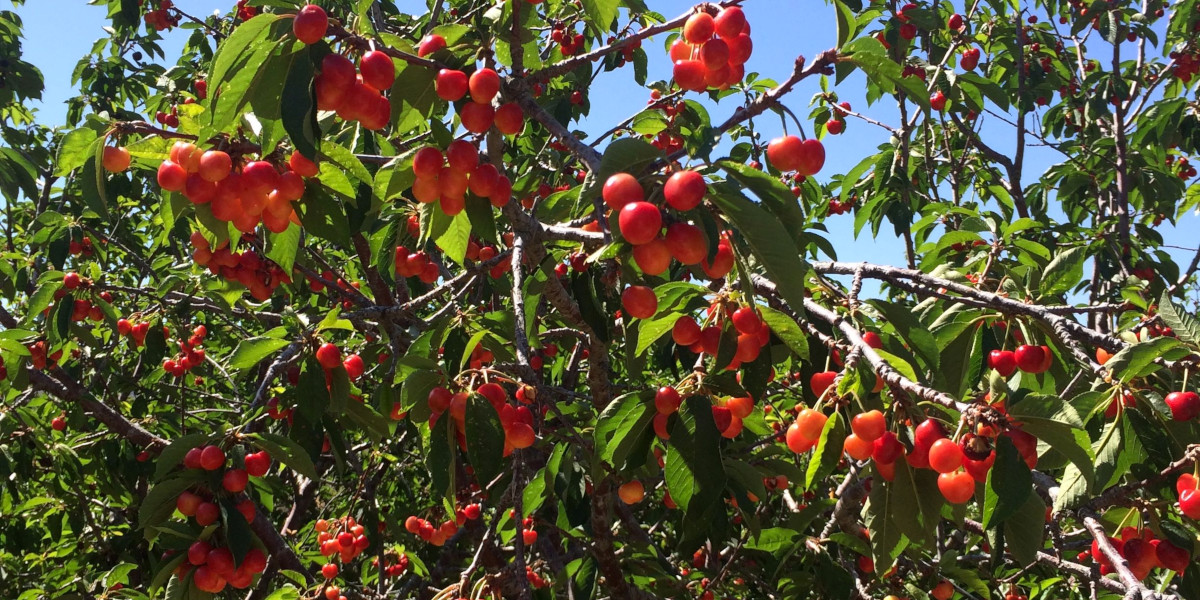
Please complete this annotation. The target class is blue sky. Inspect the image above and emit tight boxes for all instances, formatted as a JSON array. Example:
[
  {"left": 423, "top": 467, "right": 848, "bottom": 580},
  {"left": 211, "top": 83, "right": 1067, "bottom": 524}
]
[{"left": 11, "top": 0, "right": 1199, "bottom": 294}]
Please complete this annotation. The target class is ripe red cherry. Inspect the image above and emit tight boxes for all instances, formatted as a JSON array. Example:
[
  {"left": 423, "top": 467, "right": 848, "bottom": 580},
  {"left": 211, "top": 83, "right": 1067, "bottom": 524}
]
[
  {"left": 809, "top": 371, "right": 838, "bottom": 398},
  {"left": 672, "top": 316, "right": 702, "bottom": 346},
  {"left": 700, "top": 38, "right": 730, "bottom": 70},
  {"left": 195, "top": 501, "right": 220, "bottom": 526},
  {"left": 417, "top": 34, "right": 446, "bottom": 57},
  {"left": 914, "top": 419, "right": 944, "bottom": 449},
  {"left": 445, "top": 140, "right": 478, "bottom": 173},
  {"left": 176, "top": 490, "right": 203, "bottom": 516},
  {"left": 1179, "top": 488, "right": 1200, "bottom": 519},
  {"left": 714, "top": 7, "right": 746, "bottom": 39},
  {"left": 244, "top": 451, "right": 271, "bottom": 477},
  {"left": 655, "top": 386, "right": 682, "bottom": 414},
  {"left": 785, "top": 421, "right": 815, "bottom": 453},
  {"left": 683, "top": 12, "right": 715, "bottom": 43},
  {"left": 928, "top": 438, "right": 964, "bottom": 473},
  {"left": 602, "top": 173, "right": 643, "bottom": 209},
  {"left": 494, "top": 103, "right": 524, "bottom": 135},
  {"left": 188, "top": 540, "right": 212, "bottom": 565},
  {"left": 731, "top": 306, "right": 761, "bottom": 335},
  {"left": 1165, "top": 391, "right": 1200, "bottom": 421},
  {"left": 947, "top": 13, "right": 963, "bottom": 30},
  {"left": 872, "top": 431, "right": 904, "bottom": 464},
  {"left": 468, "top": 68, "right": 501, "bottom": 104},
  {"left": 436, "top": 69, "right": 469, "bottom": 101},
  {"left": 292, "top": 4, "right": 329, "bottom": 44},
  {"left": 222, "top": 468, "right": 249, "bottom": 493},
  {"left": 51, "top": 416, "right": 66, "bottom": 431},
  {"left": 1156, "top": 539, "right": 1192, "bottom": 572},
  {"left": 242, "top": 161, "right": 279, "bottom": 194},
  {"left": 360, "top": 51, "right": 395, "bottom": 91},
  {"left": 988, "top": 350, "right": 1017, "bottom": 377},
  {"left": 673, "top": 60, "right": 708, "bottom": 92},
  {"left": 459, "top": 102, "right": 494, "bottom": 133},
  {"left": 768, "top": 135, "right": 806, "bottom": 172},
  {"left": 618, "top": 202, "right": 662, "bottom": 245},
  {"left": 899, "top": 22, "right": 917, "bottom": 40},
  {"left": 930, "top": 91, "right": 947, "bottom": 112},
  {"left": 412, "top": 147, "right": 444, "bottom": 179},
  {"left": 199, "top": 445, "right": 225, "bottom": 470},
  {"left": 1013, "top": 345, "right": 1045, "bottom": 373},
  {"left": 843, "top": 433, "right": 874, "bottom": 460},
  {"left": 621, "top": 285, "right": 658, "bottom": 319},
  {"left": 850, "top": 410, "right": 886, "bottom": 442},
  {"left": 63, "top": 272, "right": 82, "bottom": 290},
  {"left": 343, "top": 354, "right": 365, "bottom": 380},
  {"left": 315, "top": 343, "right": 342, "bottom": 370},
  {"left": 961, "top": 47, "right": 980, "bottom": 70},
  {"left": 633, "top": 237, "right": 672, "bottom": 275},
  {"left": 157, "top": 160, "right": 188, "bottom": 191},
  {"left": 826, "top": 119, "right": 845, "bottom": 135},
  {"left": 938, "top": 471, "right": 975, "bottom": 504},
  {"left": 664, "top": 223, "right": 707, "bottom": 265},
  {"left": 322, "top": 563, "right": 339, "bottom": 579},
  {"left": 428, "top": 386, "right": 453, "bottom": 413},
  {"left": 198, "top": 150, "right": 232, "bottom": 182},
  {"left": 664, "top": 170, "right": 706, "bottom": 211}
]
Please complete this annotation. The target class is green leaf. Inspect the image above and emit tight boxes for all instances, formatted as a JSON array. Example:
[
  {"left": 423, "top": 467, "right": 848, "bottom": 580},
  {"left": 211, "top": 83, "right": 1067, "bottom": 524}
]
[
  {"left": 707, "top": 188, "right": 810, "bottom": 316},
  {"left": 139, "top": 472, "right": 206, "bottom": 535},
  {"left": 579, "top": 0, "right": 618, "bottom": 30},
  {"left": 1008, "top": 395, "right": 1094, "bottom": 490},
  {"left": 869, "top": 300, "right": 940, "bottom": 369},
  {"left": 983, "top": 436, "right": 1032, "bottom": 529},
  {"left": 804, "top": 412, "right": 845, "bottom": 490},
  {"left": 1002, "top": 492, "right": 1046, "bottom": 566},
  {"left": 56, "top": 128, "right": 98, "bottom": 176},
  {"left": 1038, "top": 246, "right": 1086, "bottom": 298},
  {"left": 227, "top": 337, "right": 292, "bottom": 370},
  {"left": 433, "top": 210, "right": 472, "bottom": 265},
  {"left": 1158, "top": 291, "right": 1200, "bottom": 346},
  {"left": 464, "top": 394, "right": 506, "bottom": 486},
  {"left": 319, "top": 141, "right": 372, "bottom": 188},
  {"left": 266, "top": 224, "right": 301, "bottom": 274},
  {"left": 1104, "top": 336, "right": 1180, "bottom": 383},
  {"left": 864, "top": 463, "right": 910, "bottom": 572},
  {"left": 758, "top": 306, "right": 809, "bottom": 360},
  {"left": 426, "top": 415, "right": 455, "bottom": 500},
  {"left": 247, "top": 431, "right": 320, "bottom": 480},
  {"left": 594, "top": 390, "right": 656, "bottom": 472},
  {"left": 719, "top": 161, "right": 806, "bottom": 246},
  {"left": 577, "top": 138, "right": 662, "bottom": 215},
  {"left": 280, "top": 45, "right": 319, "bottom": 160},
  {"left": 667, "top": 396, "right": 729, "bottom": 554}
]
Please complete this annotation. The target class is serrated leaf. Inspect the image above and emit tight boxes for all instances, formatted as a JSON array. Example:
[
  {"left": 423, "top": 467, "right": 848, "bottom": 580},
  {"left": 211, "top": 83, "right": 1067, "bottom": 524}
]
[
  {"left": 758, "top": 306, "right": 809, "bottom": 359},
  {"left": 1158, "top": 292, "right": 1200, "bottom": 346},
  {"left": 707, "top": 188, "right": 810, "bottom": 315}
]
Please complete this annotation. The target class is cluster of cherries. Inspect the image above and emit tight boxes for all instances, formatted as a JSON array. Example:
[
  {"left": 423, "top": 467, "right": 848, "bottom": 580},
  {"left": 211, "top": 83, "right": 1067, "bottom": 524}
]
[
  {"left": 1165, "top": 388, "right": 1200, "bottom": 421},
  {"left": 1166, "top": 154, "right": 1197, "bottom": 180},
  {"left": 190, "top": 232, "right": 293, "bottom": 301},
  {"left": 987, "top": 343, "right": 1053, "bottom": 377},
  {"left": 57, "top": 272, "right": 110, "bottom": 324},
  {"left": 602, "top": 170, "right": 734, "bottom": 279},
  {"left": 114, "top": 317, "right": 153, "bottom": 347},
  {"left": 550, "top": 24, "right": 588, "bottom": 56},
  {"left": 181, "top": 541, "right": 268, "bottom": 593},
  {"left": 315, "top": 516, "right": 370, "bottom": 564},
  {"left": 639, "top": 91, "right": 687, "bottom": 153},
  {"left": 670, "top": 7, "right": 753, "bottom": 92},
  {"left": 142, "top": 0, "right": 179, "bottom": 32},
  {"left": 766, "top": 135, "right": 826, "bottom": 177},
  {"left": 1082, "top": 525, "right": 1192, "bottom": 579},
  {"left": 403, "top": 503, "right": 481, "bottom": 547},
  {"left": 316, "top": 51, "right": 394, "bottom": 131},
  {"left": 234, "top": 0, "right": 257, "bottom": 21},
  {"left": 1168, "top": 46, "right": 1199, "bottom": 83},
  {"left": 159, "top": 324, "right": 209, "bottom": 379},
  {"left": 27, "top": 340, "right": 63, "bottom": 370},
  {"left": 669, "top": 303, "right": 771, "bottom": 371},
  {"left": 369, "top": 553, "right": 411, "bottom": 579},
  {"left": 427, "top": 382, "right": 538, "bottom": 454},
  {"left": 432, "top": 66, "right": 525, "bottom": 137},
  {"left": 394, "top": 245, "right": 442, "bottom": 284},
  {"left": 411, "top": 140, "right": 513, "bottom": 215}
]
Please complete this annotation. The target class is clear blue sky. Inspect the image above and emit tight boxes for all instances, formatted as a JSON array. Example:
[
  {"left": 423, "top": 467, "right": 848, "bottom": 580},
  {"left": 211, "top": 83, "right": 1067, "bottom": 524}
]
[{"left": 12, "top": 0, "right": 1199, "bottom": 292}]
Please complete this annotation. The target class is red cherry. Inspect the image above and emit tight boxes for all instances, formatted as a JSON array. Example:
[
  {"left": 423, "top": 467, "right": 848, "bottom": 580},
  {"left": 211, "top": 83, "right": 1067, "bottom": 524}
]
[
  {"left": 322, "top": 563, "right": 339, "bottom": 579},
  {"left": 988, "top": 350, "right": 1017, "bottom": 377},
  {"left": 914, "top": 419, "right": 945, "bottom": 449},
  {"left": 617, "top": 202, "right": 662, "bottom": 245},
  {"left": 672, "top": 316, "right": 702, "bottom": 346},
  {"left": 188, "top": 540, "right": 212, "bottom": 566},
  {"left": 468, "top": 68, "right": 500, "bottom": 104},
  {"left": 809, "top": 371, "right": 838, "bottom": 398},
  {"left": 360, "top": 51, "right": 396, "bottom": 91},
  {"left": 445, "top": 140, "right": 479, "bottom": 173},
  {"left": 316, "top": 343, "right": 342, "bottom": 370},
  {"left": 938, "top": 471, "right": 975, "bottom": 504},
  {"left": 222, "top": 469, "right": 249, "bottom": 493},
  {"left": 731, "top": 306, "right": 762, "bottom": 335},
  {"left": 494, "top": 103, "right": 524, "bottom": 135},
  {"left": 673, "top": 60, "right": 708, "bottom": 92},
  {"left": 199, "top": 445, "right": 225, "bottom": 471},
  {"left": 948, "top": 13, "right": 963, "bottom": 30},
  {"left": 292, "top": 4, "right": 329, "bottom": 44},
  {"left": 663, "top": 170, "right": 706, "bottom": 211},
  {"left": 621, "top": 286, "right": 658, "bottom": 319},
  {"left": 417, "top": 34, "right": 446, "bottom": 57},
  {"left": 930, "top": 91, "right": 947, "bottom": 112},
  {"left": 244, "top": 451, "right": 271, "bottom": 477},
  {"left": 195, "top": 501, "right": 220, "bottom": 526},
  {"left": 664, "top": 223, "right": 707, "bottom": 265},
  {"left": 436, "top": 69, "right": 468, "bottom": 101},
  {"left": 459, "top": 102, "right": 494, "bottom": 133},
  {"left": 1013, "top": 345, "right": 1046, "bottom": 373},
  {"left": 683, "top": 12, "right": 715, "bottom": 43},
  {"left": 655, "top": 386, "right": 682, "bottom": 414},
  {"left": 1164, "top": 391, "right": 1200, "bottom": 421},
  {"left": 157, "top": 160, "right": 188, "bottom": 191},
  {"left": 714, "top": 6, "right": 746, "bottom": 38},
  {"left": 428, "top": 386, "right": 453, "bottom": 413},
  {"left": 1179, "top": 488, "right": 1200, "bottom": 519},
  {"left": 602, "top": 173, "right": 643, "bottom": 209},
  {"left": 928, "top": 438, "right": 964, "bottom": 473},
  {"left": 412, "top": 147, "right": 444, "bottom": 179},
  {"left": 850, "top": 410, "right": 886, "bottom": 443},
  {"left": 872, "top": 431, "right": 904, "bottom": 464},
  {"left": 632, "top": 237, "right": 672, "bottom": 275},
  {"left": 343, "top": 354, "right": 365, "bottom": 380}
]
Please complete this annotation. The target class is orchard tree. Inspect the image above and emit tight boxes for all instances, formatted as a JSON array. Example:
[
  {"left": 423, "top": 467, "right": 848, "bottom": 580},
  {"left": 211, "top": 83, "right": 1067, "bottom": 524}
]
[{"left": 2, "top": 0, "right": 1200, "bottom": 598}]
